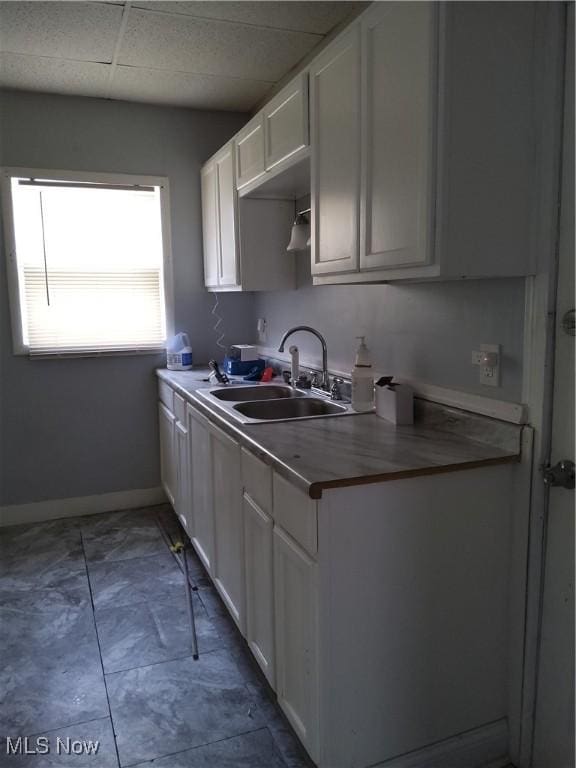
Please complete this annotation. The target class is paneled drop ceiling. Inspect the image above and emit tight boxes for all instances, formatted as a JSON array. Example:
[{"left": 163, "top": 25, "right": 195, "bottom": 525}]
[{"left": 0, "top": 1, "right": 365, "bottom": 110}]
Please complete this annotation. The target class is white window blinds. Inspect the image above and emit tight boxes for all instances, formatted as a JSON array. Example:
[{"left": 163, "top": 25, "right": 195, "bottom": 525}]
[{"left": 10, "top": 177, "right": 167, "bottom": 355}]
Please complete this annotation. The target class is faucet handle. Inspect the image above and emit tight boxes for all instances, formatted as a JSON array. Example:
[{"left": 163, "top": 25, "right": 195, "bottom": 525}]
[
  {"left": 308, "top": 370, "right": 322, "bottom": 388},
  {"left": 330, "top": 377, "right": 345, "bottom": 401},
  {"left": 296, "top": 373, "right": 312, "bottom": 390}
]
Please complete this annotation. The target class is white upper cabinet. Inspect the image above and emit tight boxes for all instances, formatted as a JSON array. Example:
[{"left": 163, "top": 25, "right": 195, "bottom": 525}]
[
  {"left": 201, "top": 143, "right": 240, "bottom": 290},
  {"left": 214, "top": 145, "right": 240, "bottom": 287},
  {"left": 310, "top": 26, "right": 361, "bottom": 276},
  {"left": 360, "top": 2, "right": 435, "bottom": 272},
  {"left": 200, "top": 161, "right": 219, "bottom": 289},
  {"left": 309, "top": 1, "right": 546, "bottom": 284},
  {"left": 235, "top": 114, "right": 266, "bottom": 190},
  {"left": 201, "top": 144, "right": 296, "bottom": 292},
  {"left": 263, "top": 72, "right": 309, "bottom": 171}
]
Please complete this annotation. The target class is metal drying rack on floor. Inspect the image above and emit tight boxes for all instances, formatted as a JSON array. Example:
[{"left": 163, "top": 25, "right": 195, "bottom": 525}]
[{"left": 155, "top": 514, "right": 199, "bottom": 660}]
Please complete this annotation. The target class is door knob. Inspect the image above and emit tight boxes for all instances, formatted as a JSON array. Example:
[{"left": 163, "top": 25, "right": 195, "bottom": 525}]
[{"left": 542, "top": 460, "right": 575, "bottom": 489}]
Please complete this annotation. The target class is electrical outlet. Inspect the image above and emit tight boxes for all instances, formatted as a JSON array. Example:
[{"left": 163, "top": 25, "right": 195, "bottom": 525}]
[{"left": 476, "top": 343, "right": 501, "bottom": 387}]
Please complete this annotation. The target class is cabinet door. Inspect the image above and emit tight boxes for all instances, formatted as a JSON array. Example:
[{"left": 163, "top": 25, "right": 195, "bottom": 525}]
[
  {"left": 243, "top": 493, "right": 275, "bottom": 685},
  {"left": 175, "top": 419, "right": 191, "bottom": 535},
  {"left": 310, "top": 27, "right": 361, "bottom": 276},
  {"left": 274, "top": 526, "right": 319, "bottom": 761},
  {"left": 158, "top": 402, "right": 176, "bottom": 507},
  {"left": 215, "top": 145, "right": 240, "bottom": 287},
  {"left": 201, "top": 161, "right": 220, "bottom": 288},
  {"left": 187, "top": 406, "right": 214, "bottom": 573},
  {"left": 360, "top": 2, "right": 436, "bottom": 271},
  {"left": 235, "top": 115, "right": 265, "bottom": 189},
  {"left": 264, "top": 73, "right": 309, "bottom": 171},
  {"left": 211, "top": 424, "right": 245, "bottom": 631}
]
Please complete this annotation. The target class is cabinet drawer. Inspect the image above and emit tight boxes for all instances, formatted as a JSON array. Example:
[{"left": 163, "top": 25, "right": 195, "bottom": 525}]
[
  {"left": 242, "top": 449, "right": 273, "bottom": 515},
  {"left": 158, "top": 381, "right": 174, "bottom": 412},
  {"left": 173, "top": 392, "right": 186, "bottom": 424},
  {"left": 273, "top": 473, "right": 317, "bottom": 556}
]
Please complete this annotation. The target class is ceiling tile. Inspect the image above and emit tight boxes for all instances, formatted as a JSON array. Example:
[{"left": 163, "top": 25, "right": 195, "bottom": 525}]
[
  {"left": 0, "top": 2, "right": 123, "bottom": 63},
  {"left": 111, "top": 65, "right": 272, "bottom": 110},
  {"left": 119, "top": 8, "right": 320, "bottom": 82},
  {"left": 0, "top": 53, "right": 110, "bottom": 97},
  {"left": 131, "top": 2, "right": 366, "bottom": 35}
]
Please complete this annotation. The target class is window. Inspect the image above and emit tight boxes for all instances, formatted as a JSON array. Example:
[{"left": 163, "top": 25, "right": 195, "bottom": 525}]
[{"left": 2, "top": 168, "right": 172, "bottom": 356}]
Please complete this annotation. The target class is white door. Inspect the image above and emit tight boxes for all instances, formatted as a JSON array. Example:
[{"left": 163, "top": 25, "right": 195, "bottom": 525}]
[
  {"left": 360, "top": 2, "right": 435, "bottom": 271},
  {"left": 175, "top": 419, "right": 191, "bottom": 534},
  {"left": 263, "top": 72, "right": 308, "bottom": 171},
  {"left": 158, "top": 402, "right": 176, "bottom": 507},
  {"left": 215, "top": 145, "right": 240, "bottom": 287},
  {"left": 235, "top": 115, "right": 265, "bottom": 189},
  {"left": 187, "top": 406, "right": 214, "bottom": 573},
  {"left": 243, "top": 493, "right": 275, "bottom": 685},
  {"left": 532, "top": 11, "right": 575, "bottom": 766},
  {"left": 310, "top": 26, "right": 361, "bottom": 276},
  {"left": 201, "top": 161, "right": 219, "bottom": 288},
  {"left": 274, "top": 526, "right": 318, "bottom": 761},
  {"left": 211, "top": 424, "right": 245, "bottom": 631}
]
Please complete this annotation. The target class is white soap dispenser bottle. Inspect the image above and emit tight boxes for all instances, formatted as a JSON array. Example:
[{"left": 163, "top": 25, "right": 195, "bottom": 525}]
[{"left": 351, "top": 336, "right": 374, "bottom": 412}]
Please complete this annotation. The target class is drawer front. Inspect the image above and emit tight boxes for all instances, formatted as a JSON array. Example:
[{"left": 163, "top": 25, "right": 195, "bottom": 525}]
[
  {"left": 273, "top": 473, "right": 317, "bottom": 556},
  {"left": 173, "top": 392, "right": 186, "bottom": 424},
  {"left": 242, "top": 449, "right": 273, "bottom": 515},
  {"left": 158, "top": 380, "right": 174, "bottom": 412}
]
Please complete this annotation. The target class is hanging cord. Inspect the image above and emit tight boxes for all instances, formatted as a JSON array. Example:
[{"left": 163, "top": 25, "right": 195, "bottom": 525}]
[
  {"left": 39, "top": 191, "right": 50, "bottom": 306},
  {"left": 211, "top": 292, "right": 227, "bottom": 355}
]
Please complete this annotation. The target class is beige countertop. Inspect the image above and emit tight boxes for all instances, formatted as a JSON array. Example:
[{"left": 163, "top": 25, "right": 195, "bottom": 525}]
[{"left": 157, "top": 368, "right": 522, "bottom": 499}]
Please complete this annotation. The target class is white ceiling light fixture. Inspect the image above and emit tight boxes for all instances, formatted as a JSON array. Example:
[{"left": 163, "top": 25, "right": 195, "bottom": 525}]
[{"left": 287, "top": 207, "right": 310, "bottom": 252}]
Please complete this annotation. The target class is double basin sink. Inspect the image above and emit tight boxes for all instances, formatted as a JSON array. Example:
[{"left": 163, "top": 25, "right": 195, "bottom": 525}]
[{"left": 198, "top": 383, "right": 355, "bottom": 424}]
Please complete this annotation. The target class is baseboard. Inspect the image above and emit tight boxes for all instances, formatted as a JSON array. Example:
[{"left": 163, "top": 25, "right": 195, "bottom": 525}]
[
  {"left": 0, "top": 486, "right": 167, "bottom": 527},
  {"left": 372, "top": 719, "right": 509, "bottom": 768}
]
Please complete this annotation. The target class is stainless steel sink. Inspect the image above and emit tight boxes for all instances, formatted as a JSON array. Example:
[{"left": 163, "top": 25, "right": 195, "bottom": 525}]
[
  {"left": 211, "top": 385, "right": 305, "bottom": 402},
  {"left": 234, "top": 398, "right": 348, "bottom": 421},
  {"left": 197, "top": 383, "right": 357, "bottom": 423}
]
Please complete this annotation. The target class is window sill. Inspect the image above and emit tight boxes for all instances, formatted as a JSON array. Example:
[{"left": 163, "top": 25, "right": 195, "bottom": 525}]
[{"left": 24, "top": 347, "right": 166, "bottom": 360}]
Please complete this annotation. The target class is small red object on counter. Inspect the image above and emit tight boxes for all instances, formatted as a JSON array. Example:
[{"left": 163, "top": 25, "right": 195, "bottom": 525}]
[{"left": 261, "top": 366, "right": 274, "bottom": 382}]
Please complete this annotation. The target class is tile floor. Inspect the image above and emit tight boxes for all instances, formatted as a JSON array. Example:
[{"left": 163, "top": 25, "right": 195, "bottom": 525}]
[{"left": 0, "top": 506, "right": 314, "bottom": 767}]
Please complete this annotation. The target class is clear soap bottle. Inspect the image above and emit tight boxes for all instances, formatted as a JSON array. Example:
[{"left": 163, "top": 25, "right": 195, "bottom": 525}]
[{"left": 351, "top": 336, "right": 374, "bottom": 412}]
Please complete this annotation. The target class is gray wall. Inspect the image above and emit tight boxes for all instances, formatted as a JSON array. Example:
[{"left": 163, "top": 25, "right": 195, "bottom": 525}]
[
  {"left": 0, "top": 89, "right": 252, "bottom": 506},
  {"left": 256, "top": 200, "right": 525, "bottom": 402}
]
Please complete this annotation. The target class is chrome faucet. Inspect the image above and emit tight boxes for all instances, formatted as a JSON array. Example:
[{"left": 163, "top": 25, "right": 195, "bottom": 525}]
[{"left": 278, "top": 325, "right": 330, "bottom": 391}]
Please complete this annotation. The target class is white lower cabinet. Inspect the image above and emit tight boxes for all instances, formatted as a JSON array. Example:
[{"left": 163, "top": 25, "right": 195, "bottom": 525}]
[
  {"left": 160, "top": 383, "right": 514, "bottom": 768},
  {"left": 158, "top": 401, "right": 176, "bottom": 507},
  {"left": 187, "top": 405, "right": 214, "bottom": 573},
  {"left": 274, "top": 525, "right": 319, "bottom": 762},
  {"left": 211, "top": 423, "right": 245, "bottom": 631},
  {"left": 243, "top": 492, "right": 275, "bottom": 685},
  {"left": 174, "top": 419, "right": 191, "bottom": 534}
]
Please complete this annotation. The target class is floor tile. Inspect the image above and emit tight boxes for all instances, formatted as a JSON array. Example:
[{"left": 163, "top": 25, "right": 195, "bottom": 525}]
[
  {"left": 132, "top": 727, "right": 286, "bottom": 767},
  {"left": 0, "top": 519, "right": 85, "bottom": 588},
  {"left": 107, "top": 651, "right": 264, "bottom": 765},
  {"left": 81, "top": 509, "right": 167, "bottom": 563},
  {"left": 0, "top": 717, "right": 118, "bottom": 767},
  {"left": 246, "top": 682, "right": 315, "bottom": 768},
  {"left": 95, "top": 594, "right": 223, "bottom": 673},
  {"left": 0, "top": 583, "right": 108, "bottom": 735},
  {"left": 88, "top": 553, "right": 183, "bottom": 610}
]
